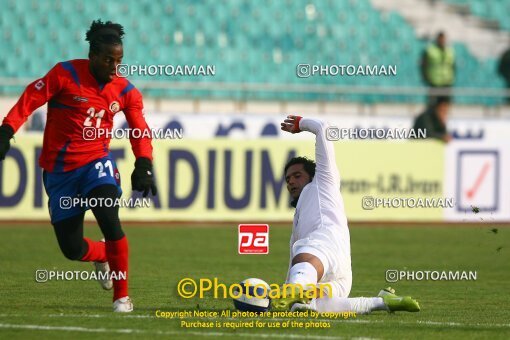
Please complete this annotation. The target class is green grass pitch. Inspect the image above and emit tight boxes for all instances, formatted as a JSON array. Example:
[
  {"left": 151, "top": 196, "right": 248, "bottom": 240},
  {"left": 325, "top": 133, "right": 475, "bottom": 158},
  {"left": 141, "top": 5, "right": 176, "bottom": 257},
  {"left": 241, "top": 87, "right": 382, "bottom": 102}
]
[{"left": 0, "top": 223, "right": 509, "bottom": 339}]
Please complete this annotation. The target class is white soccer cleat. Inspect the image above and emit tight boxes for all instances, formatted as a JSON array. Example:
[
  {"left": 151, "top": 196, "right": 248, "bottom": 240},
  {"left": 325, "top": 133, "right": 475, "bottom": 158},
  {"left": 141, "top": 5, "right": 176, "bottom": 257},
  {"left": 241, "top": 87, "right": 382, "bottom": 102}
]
[
  {"left": 94, "top": 261, "right": 113, "bottom": 290},
  {"left": 113, "top": 296, "right": 133, "bottom": 313},
  {"left": 94, "top": 239, "right": 112, "bottom": 290}
]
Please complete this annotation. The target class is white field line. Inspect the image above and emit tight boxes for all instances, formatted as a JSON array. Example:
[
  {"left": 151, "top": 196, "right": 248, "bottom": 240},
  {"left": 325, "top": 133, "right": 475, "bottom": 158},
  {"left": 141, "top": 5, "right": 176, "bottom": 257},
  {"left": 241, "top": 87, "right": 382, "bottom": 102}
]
[{"left": 0, "top": 323, "right": 361, "bottom": 339}]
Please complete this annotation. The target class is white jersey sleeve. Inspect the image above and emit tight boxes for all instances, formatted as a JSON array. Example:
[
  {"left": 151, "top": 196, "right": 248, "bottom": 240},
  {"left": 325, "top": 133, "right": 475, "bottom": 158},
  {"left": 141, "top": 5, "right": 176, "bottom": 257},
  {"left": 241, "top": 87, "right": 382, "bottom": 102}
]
[{"left": 299, "top": 118, "right": 341, "bottom": 189}]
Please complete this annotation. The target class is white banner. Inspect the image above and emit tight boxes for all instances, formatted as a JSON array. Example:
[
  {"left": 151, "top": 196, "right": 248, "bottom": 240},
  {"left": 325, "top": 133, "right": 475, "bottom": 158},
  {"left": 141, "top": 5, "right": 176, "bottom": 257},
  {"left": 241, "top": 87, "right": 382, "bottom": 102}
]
[{"left": 444, "top": 141, "right": 510, "bottom": 221}]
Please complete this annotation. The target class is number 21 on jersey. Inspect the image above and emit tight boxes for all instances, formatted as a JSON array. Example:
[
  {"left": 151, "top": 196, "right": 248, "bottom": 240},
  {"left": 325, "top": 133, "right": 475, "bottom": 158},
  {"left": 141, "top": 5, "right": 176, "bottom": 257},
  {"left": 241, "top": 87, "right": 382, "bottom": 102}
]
[{"left": 84, "top": 107, "right": 105, "bottom": 128}]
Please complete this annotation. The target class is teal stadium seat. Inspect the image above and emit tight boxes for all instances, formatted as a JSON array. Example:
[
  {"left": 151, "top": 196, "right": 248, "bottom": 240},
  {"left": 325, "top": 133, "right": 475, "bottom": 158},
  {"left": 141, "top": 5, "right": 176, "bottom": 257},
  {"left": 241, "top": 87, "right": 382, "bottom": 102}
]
[{"left": 0, "top": 0, "right": 505, "bottom": 104}]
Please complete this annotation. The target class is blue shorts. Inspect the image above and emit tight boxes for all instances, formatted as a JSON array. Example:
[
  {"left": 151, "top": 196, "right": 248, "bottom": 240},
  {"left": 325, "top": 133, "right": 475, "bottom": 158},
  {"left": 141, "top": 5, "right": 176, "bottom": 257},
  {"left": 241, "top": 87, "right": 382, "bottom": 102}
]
[{"left": 43, "top": 156, "right": 122, "bottom": 224}]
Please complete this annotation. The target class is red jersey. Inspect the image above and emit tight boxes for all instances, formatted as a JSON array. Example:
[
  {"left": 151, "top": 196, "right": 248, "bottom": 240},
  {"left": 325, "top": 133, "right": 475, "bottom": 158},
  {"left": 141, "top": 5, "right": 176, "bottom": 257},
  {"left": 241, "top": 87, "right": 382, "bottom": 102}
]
[{"left": 2, "top": 59, "right": 152, "bottom": 172}]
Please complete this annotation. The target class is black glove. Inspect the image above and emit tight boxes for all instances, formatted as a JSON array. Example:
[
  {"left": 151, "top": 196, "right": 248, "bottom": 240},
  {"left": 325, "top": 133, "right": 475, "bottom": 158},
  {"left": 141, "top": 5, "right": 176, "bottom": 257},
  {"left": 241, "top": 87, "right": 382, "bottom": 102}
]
[
  {"left": 0, "top": 125, "right": 14, "bottom": 161},
  {"left": 131, "top": 157, "right": 157, "bottom": 197}
]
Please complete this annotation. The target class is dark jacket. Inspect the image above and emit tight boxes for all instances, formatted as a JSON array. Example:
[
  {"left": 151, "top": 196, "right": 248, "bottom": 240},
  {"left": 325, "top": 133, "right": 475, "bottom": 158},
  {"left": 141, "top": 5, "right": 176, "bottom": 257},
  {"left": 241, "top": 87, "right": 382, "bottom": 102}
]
[
  {"left": 412, "top": 107, "right": 447, "bottom": 140},
  {"left": 498, "top": 48, "right": 510, "bottom": 85}
]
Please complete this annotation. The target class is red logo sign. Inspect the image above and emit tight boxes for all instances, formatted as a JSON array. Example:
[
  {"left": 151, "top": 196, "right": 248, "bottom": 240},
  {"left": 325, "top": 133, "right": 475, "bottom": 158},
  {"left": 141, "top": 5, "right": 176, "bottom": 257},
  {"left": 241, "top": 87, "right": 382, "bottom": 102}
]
[{"left": 238, "top": 224, "right": 269, "bottom": 254}]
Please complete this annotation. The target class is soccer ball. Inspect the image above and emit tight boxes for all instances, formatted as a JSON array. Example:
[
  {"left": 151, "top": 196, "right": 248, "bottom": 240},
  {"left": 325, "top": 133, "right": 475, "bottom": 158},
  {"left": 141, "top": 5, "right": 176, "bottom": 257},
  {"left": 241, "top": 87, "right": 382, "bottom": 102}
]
[{"left": 232, "top": 278, "right": 271, "bottom": 313}]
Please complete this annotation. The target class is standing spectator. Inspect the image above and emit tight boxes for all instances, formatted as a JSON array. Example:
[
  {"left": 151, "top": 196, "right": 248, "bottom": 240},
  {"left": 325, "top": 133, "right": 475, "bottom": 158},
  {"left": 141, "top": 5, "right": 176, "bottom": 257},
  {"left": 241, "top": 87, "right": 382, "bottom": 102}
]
[
  {"left": 497, "top": 46, "right": 510, "bottom": 103},
  {"left": 412, "top": 96, "right": 452, "bottom": 143},
  {"left": 421, "top": 32, "right": 456, "bottom": 103}
]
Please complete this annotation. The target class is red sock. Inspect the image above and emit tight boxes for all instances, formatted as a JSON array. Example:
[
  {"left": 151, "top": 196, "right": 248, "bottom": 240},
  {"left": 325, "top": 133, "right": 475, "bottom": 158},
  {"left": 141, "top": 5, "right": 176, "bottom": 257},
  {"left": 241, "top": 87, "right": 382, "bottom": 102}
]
[
  {"left": 106, "top": 236, "right": 129, "bottom": 301},
  {"left": 80, "top": 238, "right": 107, "bottom": 262}
]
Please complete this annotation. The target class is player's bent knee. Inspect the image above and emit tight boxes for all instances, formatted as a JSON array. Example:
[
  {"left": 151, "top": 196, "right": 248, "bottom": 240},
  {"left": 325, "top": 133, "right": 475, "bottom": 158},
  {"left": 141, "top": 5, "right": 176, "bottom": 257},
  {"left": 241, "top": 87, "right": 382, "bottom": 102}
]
[
  {"left": 52, "top": 213, "right": 86, "bottom": 261},
  {"left": 292, "top": 253, "right": 325, "bottom": 281},
  {"left": 59, "top": 239, "right": 87, "bottom": 261},
  {"left": 61, "top": 247, "right": 84, "bottom": 261}
]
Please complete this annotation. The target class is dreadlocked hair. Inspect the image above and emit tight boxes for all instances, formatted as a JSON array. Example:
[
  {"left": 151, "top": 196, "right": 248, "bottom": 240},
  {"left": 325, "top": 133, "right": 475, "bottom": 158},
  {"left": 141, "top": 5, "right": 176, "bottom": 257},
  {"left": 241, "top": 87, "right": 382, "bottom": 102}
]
[{"left": 85, "top": 19, "right": 125, "bottom": 54}]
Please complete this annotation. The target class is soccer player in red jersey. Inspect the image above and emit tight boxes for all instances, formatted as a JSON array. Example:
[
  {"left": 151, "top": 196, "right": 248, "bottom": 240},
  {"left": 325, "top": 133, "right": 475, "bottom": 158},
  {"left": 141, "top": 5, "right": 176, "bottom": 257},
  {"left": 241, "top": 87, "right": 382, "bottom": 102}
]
[{"left": 0, "top": 20, "right": 157, "bottom": 312}]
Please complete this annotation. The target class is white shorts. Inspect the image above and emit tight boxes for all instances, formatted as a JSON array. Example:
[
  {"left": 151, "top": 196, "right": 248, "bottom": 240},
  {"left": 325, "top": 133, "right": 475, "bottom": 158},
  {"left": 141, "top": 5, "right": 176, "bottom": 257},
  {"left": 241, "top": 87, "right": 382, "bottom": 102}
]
[{"left": 292, "top": 242, "right": 352, "bottom": 298}]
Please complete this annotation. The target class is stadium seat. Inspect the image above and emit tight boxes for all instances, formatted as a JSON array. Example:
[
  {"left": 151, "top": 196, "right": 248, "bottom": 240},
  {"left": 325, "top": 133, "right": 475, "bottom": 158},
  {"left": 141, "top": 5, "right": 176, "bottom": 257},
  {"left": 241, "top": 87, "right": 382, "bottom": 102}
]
[{"left": 0, "top": 0, "right": 504, "bottom": 104}]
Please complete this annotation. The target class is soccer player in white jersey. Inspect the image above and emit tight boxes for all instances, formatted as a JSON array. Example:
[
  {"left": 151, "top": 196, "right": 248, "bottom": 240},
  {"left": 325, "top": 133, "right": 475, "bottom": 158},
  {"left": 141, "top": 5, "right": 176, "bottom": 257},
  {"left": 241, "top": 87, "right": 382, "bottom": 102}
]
[{"left": 272, "top": 115, "right": 420, "bottom": 314}]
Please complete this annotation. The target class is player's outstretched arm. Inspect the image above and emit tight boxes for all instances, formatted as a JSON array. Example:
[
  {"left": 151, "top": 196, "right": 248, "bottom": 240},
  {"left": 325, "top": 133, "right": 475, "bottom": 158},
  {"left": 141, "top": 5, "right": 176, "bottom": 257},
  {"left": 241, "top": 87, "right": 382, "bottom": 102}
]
[
  {"left": 281, "top": 115, "right": 340, "bottom": 186},
  {"left": 0, "top": 64, "right": 63, "bottom": 161}
]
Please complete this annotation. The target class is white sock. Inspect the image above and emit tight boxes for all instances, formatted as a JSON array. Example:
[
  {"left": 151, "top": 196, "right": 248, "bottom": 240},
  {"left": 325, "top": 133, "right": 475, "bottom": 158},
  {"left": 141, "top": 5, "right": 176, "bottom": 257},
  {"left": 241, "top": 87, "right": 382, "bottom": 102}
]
[
  {"left": 287, "top": 262, "right": 318, "bottom": 288},
  {"left": 310, "top": 296, "right": 386, "bottom": 314}
]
